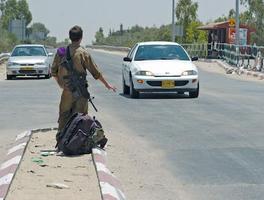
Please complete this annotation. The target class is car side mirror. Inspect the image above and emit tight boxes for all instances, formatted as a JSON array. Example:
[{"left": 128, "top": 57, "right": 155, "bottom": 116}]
[
  {"left": 191, "top": 57, "right": 198, "bottom": 61},
  {"left": 48, "top": 52, "right": 54, "bottom": 57},
  {"left": 123, "top": 57, "right": 132, "bottom": 62}
]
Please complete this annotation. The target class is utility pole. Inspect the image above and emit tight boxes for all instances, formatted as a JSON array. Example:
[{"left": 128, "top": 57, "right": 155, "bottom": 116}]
[
  {"left": 172, "top": 0, "right": 175, "bottom": 42},
  {"left": 235, "top": 0, "right": 240, "bottom": 45}
]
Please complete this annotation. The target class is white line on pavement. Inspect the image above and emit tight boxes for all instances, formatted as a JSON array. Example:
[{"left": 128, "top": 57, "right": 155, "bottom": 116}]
[
  {"left": 0, "top": 156, "right": 22, "bottom": 170},
  {"left": 7, "top": 143, "right": 27, "bottom": 155},
  {"left": 0, "top": 173, "right": 14, "bottom": 186},
  {"left": 95, "top": 163, "right": 112, "bottom": 175},
  {"left": 101, "top": 182, "right": 126, "bottom": 200},
  {"left": 93, "top": 148, "right": 107, "bottom": 157},
  {"left": 15, "top": 131, "right": 31, "bottom": 141}
]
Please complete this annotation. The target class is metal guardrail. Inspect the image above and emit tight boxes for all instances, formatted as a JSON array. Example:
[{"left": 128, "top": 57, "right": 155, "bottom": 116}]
[
  {"left": 86, "top": 45, "right": 130, "bottom": 53},
  {"left": 0, "top": 53, "right": 10, "bottom": 64},
  {"left": 181, "top": 43, "right": 264, "bottom": 72},
  {"left": 216, "top": 44, "right": 264, "bottom": 72},
  {"left": 182, "top": 43, "right": 209, "bottom": 58}
]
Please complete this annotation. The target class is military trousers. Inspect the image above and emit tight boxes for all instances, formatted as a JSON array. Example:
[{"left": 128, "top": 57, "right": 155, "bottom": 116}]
[{"left": 57, "top": 89, "right": 88, "bottom": 134}]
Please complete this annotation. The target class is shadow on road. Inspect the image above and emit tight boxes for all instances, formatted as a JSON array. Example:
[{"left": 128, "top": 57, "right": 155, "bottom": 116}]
[
  {"left": 6, "top": 76, "right": 50, "bottom": 81},
  {"left": 119, "top": 92, "right": 192, "bottom": 99}
]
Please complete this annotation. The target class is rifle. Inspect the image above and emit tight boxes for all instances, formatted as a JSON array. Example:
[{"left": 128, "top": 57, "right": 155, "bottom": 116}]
[{"left": 62, "top": 46, "right": 98, "bottom": 112}]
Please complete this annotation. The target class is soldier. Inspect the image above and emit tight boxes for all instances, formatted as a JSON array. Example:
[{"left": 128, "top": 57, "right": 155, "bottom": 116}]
[{"left": 52, "top": 25, "right": 116, "bottom": 141}]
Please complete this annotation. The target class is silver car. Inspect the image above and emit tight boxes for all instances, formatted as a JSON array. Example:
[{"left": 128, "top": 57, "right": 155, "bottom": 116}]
[{"left": 6, "top": 44, "right": 53, "bottom": 79}]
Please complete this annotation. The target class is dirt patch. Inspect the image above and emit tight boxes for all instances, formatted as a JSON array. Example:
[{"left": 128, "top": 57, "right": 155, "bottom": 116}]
[{"left": 5, "top": 130, "right": 101, "bottom": 200}]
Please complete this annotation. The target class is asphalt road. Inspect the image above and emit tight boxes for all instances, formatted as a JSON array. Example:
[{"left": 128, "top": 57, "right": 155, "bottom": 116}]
[{"left": 1, "top": 50, "right": 264, "bottom": 200}]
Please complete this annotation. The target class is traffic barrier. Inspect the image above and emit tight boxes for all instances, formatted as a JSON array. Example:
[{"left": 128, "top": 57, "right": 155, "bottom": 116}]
[{"left": 86, "top": 45, "right": 130, "bottom": 53}]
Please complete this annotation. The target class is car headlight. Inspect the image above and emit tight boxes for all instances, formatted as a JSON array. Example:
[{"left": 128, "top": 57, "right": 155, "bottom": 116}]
[
  {"left": 181, "top": 70, "right": 198, "bottom": 76},
  {"left": 7, "top": 62, "right": 19, "bottom": 66},
  {"left": 135, "top": 71, "right": 154, "bottom": 76}
]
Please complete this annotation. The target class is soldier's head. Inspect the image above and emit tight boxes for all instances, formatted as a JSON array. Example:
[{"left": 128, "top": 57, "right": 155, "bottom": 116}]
[{"left": 69, "top": 26, "right": 83, "bottom": 43}]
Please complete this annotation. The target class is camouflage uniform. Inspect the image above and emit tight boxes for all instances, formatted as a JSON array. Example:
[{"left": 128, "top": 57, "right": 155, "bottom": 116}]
[{"left": 51, "top": 42, "right": 101, "bottom": 136}]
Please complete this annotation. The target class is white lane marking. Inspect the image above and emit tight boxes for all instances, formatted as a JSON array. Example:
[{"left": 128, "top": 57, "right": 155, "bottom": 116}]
[
  {"left": 0, "top": 156, "right": 22, "bottom": 170},
  {"left": 0, "top": 173, "right": 14, "bottom": 186},
  {"left": 16, "top": 131, "right": 31, "bottom": 141},
  {"left": 7, "top": 143, "right": 27, "bottom": 155},
  {"left": 101, "top": 182, "right": 126, "bottom": 200},
  {"left": 92, "top": 148, "right": 107, "bottom": 157},
  {"left": 95, "top": 163, "right": 111, "bottom": 175}
]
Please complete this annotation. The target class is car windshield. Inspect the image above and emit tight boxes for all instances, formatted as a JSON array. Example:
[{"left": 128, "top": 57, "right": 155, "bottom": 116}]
[
  {"left": 134, "top": 45, "right": 190, "bottom": 61},
  {"left": 11, "top": 46, "right": 46, "bottom": 57}
]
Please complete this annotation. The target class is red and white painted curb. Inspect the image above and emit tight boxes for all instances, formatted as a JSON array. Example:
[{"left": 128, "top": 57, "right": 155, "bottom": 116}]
[
  {"left": 0, "top": 130, "right": 32, "bottom": 200},
  {"left": 92, "top": 148, "right": 126, "bottom": 200},
  {"left": 0, "top": 128, "right": 126, "bottom": 200}
]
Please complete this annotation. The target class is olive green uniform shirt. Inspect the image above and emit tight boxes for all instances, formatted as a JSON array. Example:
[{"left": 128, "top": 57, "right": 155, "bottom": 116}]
[{"left": 51, "top": 42, "right": 102, "bottom": 88}]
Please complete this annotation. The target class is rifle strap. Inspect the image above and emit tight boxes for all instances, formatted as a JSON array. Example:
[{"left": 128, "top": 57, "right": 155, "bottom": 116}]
[{"left": 66, "top": 46, "right": 74, "bottom": 72}]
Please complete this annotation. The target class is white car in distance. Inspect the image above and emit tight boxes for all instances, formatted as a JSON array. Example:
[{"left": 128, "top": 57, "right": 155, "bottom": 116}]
[
  {"left": 6, "top": 44, "right": 53, "bottom": 80},
  {"left": 122, "top": 41, "right": 199, "bottom": 98}
]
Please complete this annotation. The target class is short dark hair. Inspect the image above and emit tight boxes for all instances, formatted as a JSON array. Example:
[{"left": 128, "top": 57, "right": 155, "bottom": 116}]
[{"left": 69, "top": 26, "right": 83, "bottom": 42}]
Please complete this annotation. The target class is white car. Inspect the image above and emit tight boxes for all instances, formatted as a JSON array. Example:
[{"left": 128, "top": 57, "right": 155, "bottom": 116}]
[
  {"left": 6, "top": 44, "right": 53, "bottom": 80},
  {"left": 122, "top": 41, "right": 199, "bottom": 98}
]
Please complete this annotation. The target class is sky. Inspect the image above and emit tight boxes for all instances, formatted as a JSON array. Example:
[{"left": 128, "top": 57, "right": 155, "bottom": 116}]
[{"left": 27, "top": 0, "right": 246, "bottom": 44}]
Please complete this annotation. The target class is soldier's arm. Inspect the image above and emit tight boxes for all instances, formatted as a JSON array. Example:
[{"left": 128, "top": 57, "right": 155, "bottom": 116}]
[{"left": 83, "top": 52, "right": 116, "bottom": 92}]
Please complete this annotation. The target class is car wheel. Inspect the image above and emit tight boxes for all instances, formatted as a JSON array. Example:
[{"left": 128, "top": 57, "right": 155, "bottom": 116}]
[
  {"left": 129, "top": 76, "right": 139, "bottom": 98},
  {"left": 44, "top": 74, "right": 51, "bottom": 79},
  {"left": 122, "top": 76, "right": 129, "bottom": 95},
  {"left": 189, "top": 83, "right": 199, "bottom": 98},
  {"left": 6, "top": 75, "right": 14, "bottom": 80}
]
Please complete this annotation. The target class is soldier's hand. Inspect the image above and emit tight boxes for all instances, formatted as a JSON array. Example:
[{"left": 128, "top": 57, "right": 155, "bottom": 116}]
[{"left": 106, "top": 84, "right": 117, "bottom": 92}]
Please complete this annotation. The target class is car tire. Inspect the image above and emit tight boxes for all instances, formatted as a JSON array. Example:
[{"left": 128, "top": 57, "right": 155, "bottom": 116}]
[
  {"left": 129, "top": 76, "right": 139, "bottom": 98},
  {"left": 6, "top": 75, "right": 14, "bottom": 80},
  {"left": 122, "top": 76, "right": 129, "bottom": 95},
  {"left": 44, "top": 74, "right": 51, "bottom": 79},
  {"left": 189, "top": 83, "right": 199, "bottom": 98}
]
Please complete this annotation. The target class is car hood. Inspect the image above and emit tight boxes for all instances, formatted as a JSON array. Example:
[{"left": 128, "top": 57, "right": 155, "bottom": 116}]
[
  {"left": 133, "top": 60, "right": 198, "bottom": 76},
  {"left": 9, "top": 56, "right": 47, "bottom": 64}
]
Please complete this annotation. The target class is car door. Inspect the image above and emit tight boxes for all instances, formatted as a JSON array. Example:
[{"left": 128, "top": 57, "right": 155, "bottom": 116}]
[{"left": 123, "top": 44, "right": 138, "bottom": 85}]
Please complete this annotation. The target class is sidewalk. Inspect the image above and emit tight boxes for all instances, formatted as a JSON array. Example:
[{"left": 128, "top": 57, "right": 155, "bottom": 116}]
[{"left": 3, "top": 130, "right": 101, "bottom": 200}]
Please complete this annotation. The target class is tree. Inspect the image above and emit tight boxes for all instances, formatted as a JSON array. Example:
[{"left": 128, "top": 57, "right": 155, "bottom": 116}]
[
  {"left": 94, "top": 27, "right": 105, "bottom": 44},
  {"left": 175, "top": 0, "right": 198, "bottom": 42},
  {"left": 1, "top": 0, "right": 32, "bottom": 29},
  {"left": 185, "top": 21, "right": 207, "bottom": 43},
  {"left": 240, "top": 0, "right": 264, "bottom": 45},
  {"left": 29, "top": 22, "right": 50, "bottom": 36}
]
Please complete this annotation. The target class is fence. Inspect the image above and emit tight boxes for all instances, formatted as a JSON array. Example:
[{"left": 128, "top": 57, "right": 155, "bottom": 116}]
[{"left": 181, "top": 43, "right": 264, "bottom": 72}]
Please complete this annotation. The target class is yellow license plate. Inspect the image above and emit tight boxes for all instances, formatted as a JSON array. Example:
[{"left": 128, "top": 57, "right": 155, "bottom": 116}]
[
  {"left": 20, "top": 67, "right": 33, "bottom": 70},
  {"left": 161, "top": 80, "right": 175, "bottom": 88}
]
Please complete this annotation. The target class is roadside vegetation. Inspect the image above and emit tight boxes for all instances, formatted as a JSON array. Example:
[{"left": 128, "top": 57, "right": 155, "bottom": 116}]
[
  {"left": 0, "top": 0, "right": 263, "bottom": 52},
  {"left": 94, "top": 0, "right": 264, "bottom": 47},
  {"left": 0, "top": 0, "right": 68, "bottom": 52}
]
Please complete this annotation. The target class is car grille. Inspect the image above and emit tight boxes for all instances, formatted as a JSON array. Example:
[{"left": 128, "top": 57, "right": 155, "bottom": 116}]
[
  {"left": 147, "top": 80, "right": 189, "bottom": 87},
  {"left": 19, "top": 70, "right": 37, "bottom": 74},
  {"left": 20, "top": 64, "right": 35, "bottom": 66}
]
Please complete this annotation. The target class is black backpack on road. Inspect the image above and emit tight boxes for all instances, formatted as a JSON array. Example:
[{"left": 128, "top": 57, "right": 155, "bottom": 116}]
[{"left": 56, "top": 113, "right": 107, "bottom": 155}]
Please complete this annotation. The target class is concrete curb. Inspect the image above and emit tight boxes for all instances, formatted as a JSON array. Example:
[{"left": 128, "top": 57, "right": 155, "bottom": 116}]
[
  {"left": 0, "top": 128, "right": 57, "bottom": 200},
  {"left": 0, "top": 128, "right": 126, "bottom": 200},
  {"left": 199, "top": 59, "right": 264, "bottom": 80},
  {"left": 92, "top": 148, "right": 126, "bottom": 200},
  {"left": 0, "top": 130, "right": 32, "bottom": 200}
]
